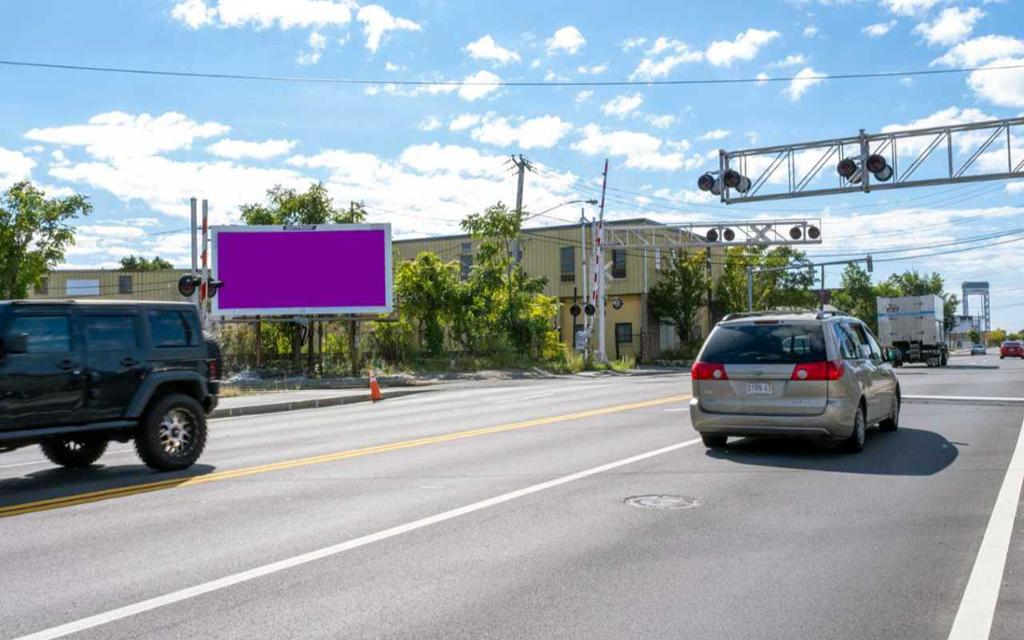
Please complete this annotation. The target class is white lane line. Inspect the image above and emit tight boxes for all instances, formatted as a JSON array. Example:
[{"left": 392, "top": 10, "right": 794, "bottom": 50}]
[
  {"left": 10, "top": 437, "right": 702, "bottom": 640},
  {"left": 947, "top": 413, "right": 1024, "bottom": 640},
  {"left": 904, "top": 395, "right": 1024, "bottom": 406}
]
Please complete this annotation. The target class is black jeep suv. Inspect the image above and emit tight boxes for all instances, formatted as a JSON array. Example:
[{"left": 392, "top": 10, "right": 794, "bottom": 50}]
[{"left": 0, "top": 300, "right": 220, "bottom": 471}]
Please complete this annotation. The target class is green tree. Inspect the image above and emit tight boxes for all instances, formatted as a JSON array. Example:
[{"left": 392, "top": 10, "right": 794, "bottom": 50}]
[
  {"left": 716, "top": 246, "right": 817, "bottom": 313},
  {"left": 395, "top": 252, "right": 460, "bottom": 356},
  {"left": 969, "top": 329, "right": 981, "bottom": 344},
  {"left": 239, "top": 183, "right": 366, "bottom": 225},
  {"left": 831, "top": 263, "right": 878, "bottom": 331},
  {"left": 461, "top": 202, "right": 548, "bottom": 354},
  {"left": 119, "top": 255, "right": 174, "bottom": 271},
  {"left": 988, "top": 328, "right": 1007, "bottom": 346},
  {"left": 649, "top": 252, "right": 708, "bottom": 345},
  {"left": 0, "top": 181, "right": 91, "bottom": 299}
]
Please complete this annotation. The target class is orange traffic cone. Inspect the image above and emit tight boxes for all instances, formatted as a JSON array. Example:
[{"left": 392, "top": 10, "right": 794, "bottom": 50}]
[{"left": 369, "top": 375, "right": 383, "bottom": 402}]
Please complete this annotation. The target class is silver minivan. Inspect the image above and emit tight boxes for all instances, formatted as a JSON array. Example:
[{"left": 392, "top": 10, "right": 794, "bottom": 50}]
[{"left": 689, "top": 310, "right": 900, "bottom": 453}]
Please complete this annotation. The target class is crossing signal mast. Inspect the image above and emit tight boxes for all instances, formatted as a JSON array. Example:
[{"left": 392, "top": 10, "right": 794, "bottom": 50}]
[{"left": 697, "top": 116, "right": 1024, "bottom": 204}]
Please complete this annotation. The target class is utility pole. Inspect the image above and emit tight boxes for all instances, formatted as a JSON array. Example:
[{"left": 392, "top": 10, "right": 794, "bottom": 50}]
[
  {"left": 746, "top": 265, "right": 754, "bottom": 312},
  {"left": 580, "top": 208, "right": 588, "bottom": 335},
  {"left": 595, "top": 159, "right": 609, "bottom": 363}
]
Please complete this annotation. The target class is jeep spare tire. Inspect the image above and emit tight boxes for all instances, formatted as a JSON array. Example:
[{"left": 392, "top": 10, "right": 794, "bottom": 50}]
[
  {"left": 41, "top": 438, "right": 108, "bottom": 468},
  {"left": 135, "top": 394, "right": 207, "bottom": 471}
]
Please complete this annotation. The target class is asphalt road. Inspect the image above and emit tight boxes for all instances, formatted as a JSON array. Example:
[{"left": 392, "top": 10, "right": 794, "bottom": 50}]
[{"left": 1, "top": 356, "right": 1023, "bottom": 639}]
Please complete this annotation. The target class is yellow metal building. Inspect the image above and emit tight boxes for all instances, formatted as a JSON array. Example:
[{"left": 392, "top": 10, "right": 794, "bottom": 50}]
[{"left": 32, "top": 218, "right": 722, "bottom": 360}]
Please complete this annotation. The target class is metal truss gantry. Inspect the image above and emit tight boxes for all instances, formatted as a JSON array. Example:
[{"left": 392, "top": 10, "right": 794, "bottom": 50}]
[
  {"left": 602, "top": 218, "right": 823, "bottom": 249},
  {"left": 714, "top": 117, "right": 1024, "bottom": 204},
  {"left": 962, "top": 281, "right": 991, "bottom": 333}
]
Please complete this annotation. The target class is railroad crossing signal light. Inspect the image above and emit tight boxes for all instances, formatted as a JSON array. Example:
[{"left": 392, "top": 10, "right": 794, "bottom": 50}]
[
  {"left": 837, "top": 155, "right": 893, "bottom": 184},
  {"left": 207, "top": 279, "right": 224, "bottom": 299},
  {"left": 706, "top": 227, "right": 737, "bottom": 243},
  {"left": 722, "top": 169, "right": 751, "bottom": 194},
  {"left": 789, "top": 225, "right": 821, "bottom": 240},
  {"left": 177, "top": 275, "right": 201, "bottom": 297},
  {"left": 697, "top": 172, "right": 722, "bottom": 195},
  {"left": 865, "top": 154, "right": 893, "bottom": 181}
]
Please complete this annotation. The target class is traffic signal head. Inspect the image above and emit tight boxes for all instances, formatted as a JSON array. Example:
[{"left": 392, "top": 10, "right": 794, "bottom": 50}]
[
  {"left": 697, "top": 173, "right": 716, "bottom": 192},
  {"left": 177, "top": 275, "right": 201, "bottom": 297},
  {"left": 837, "top": 158, "right": 859, "bottom": 180}
]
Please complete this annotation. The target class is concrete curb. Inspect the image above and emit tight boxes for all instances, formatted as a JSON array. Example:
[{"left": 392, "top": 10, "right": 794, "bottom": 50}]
[
  {"left": 903, "top": 394, "right": 1024, "bottom": 407},
  {"left": 211, "top": 388, "right": 431, "bottom": 419}
]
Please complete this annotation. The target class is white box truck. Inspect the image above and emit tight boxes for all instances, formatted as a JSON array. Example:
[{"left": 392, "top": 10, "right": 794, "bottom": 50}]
[{"left": 876, "top": 294, "right": 949, "bottom": 367}]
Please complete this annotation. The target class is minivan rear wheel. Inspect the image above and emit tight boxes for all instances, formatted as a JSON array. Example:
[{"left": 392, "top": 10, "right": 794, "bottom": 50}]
[
  {"left": 844, "top": 406, "right": 866, "bottom": 453},
  {"left": 701, "top": 434, "right": 728, "bottom": 449},
  {"left": 40, "top": 438, "right": 108, "bottom": 468}
]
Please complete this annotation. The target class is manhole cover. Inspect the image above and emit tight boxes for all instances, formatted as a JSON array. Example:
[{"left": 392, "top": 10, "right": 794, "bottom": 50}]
[{"left": 624, "top": 495, "right": 701, "bottom": 510}]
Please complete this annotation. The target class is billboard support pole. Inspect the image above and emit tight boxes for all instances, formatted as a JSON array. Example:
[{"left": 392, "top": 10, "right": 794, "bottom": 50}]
[
  {"left": 190, "top": 197, "right": 198, "bottom": 307},
  {"left": 201, "top": 199, "right": 210, "bottom": 325}
]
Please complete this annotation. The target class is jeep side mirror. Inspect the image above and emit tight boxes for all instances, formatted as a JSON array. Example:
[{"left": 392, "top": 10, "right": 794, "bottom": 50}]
[{"left": 3, "top": 333, "right": 29, "bottom": 355}]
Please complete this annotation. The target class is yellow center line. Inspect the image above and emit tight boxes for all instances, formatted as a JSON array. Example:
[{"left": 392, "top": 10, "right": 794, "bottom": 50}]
[{"left": 0, "top": 394, "right": 690, "bottom": 518}]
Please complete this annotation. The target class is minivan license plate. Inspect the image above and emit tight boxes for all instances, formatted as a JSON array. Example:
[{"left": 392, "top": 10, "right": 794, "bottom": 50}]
[{"left": 746, "top": 382, "right": 772, "bottom": 395}]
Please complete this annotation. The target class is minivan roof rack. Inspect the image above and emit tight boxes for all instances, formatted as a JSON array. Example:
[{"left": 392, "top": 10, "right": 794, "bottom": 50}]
[{"left": 721, "top": 308, "right": 820, "bottom": 322}]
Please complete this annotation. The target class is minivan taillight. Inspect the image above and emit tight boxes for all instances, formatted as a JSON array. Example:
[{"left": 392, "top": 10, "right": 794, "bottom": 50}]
[
  {"left": 692, "top": 362, "right": 728, "bottom": 380},
  {"left": 791, "top": 360, "right": 844, "bottom": 381}
]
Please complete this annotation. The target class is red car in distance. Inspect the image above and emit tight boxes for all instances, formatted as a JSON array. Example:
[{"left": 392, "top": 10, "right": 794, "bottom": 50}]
[{"left": 1000, "top": 341, "right": 1024, "bottom": 359}]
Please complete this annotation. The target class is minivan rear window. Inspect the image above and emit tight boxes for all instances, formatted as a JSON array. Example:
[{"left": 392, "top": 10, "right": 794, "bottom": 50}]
[{"left": 701, "top": 323, "right": 826, "bottom": 364}]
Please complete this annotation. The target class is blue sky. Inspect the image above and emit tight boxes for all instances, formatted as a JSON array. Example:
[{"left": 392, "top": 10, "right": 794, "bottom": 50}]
[{"left": 1, "top": 0, "right": 1023, "bottom": 328}]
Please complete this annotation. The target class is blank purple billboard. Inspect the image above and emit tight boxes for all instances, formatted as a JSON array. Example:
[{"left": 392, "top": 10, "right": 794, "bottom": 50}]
[{"left": 211, "top": 224, "right": 392, "bottom": 317}]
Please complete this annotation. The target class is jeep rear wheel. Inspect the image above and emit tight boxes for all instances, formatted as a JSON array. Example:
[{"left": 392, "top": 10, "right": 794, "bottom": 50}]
[
  {"left": 40, "top": 438, "right": 108, "bottom": 468},
  {"left": 135, "top": 394, "right": 207, "bottom": 471}
]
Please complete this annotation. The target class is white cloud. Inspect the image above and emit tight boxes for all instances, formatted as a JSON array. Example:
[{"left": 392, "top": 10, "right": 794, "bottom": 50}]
[
  {"left": 706, "top": 28, "right": 780, "bottom": 66},
  {"left": 862, "top": 20, "right": 897, "bottom": 38},
  {"left": 577, "top": 63, "right": 609, "bottom": 75},
  {"left": 0, "top": 147, "right": 36, "bottom": 187},
  {"left": 756, "top": 72, "right": 770, "bottom": 85},
  {"left": 967, "top": 59, "right": 1024, "bottom": 108},
  {"left": 621, "top": 37, "right": 647, "bottom": 52},
  {"left": 914, "top": 7, "right": 984, "bottom": 46},
  {"left": 170, "top": 0, "right": 216, "bottom": 28},
  {"left": 575, "top": 90, "right": 594, "bottom": 103},
  {"left": 630, "top": 37, "right": 703, "bottom": 80},
  {"left": 601, "top": 93, "right": 644, "bottom": 118},
  {"left": 465, "top": 35, "right": 520, "bottom": 65},
  {"left": 700, "top": 129, "right": 731, "bottom": 141},
  {"left": 297, "top": 30, "right": 327, "bottom": 65},
  {"left": 384, "top": 61, "right": 405, "bottom": 72},
  {"left": 470, "top": 115, "right": 573, "bottom": 149},
  {"left": 25, "top": 111, "right": 230, "bottom": 160},
  {"left": 803, "top": 25, "right": 819, "bottom": 38},
  {"left": 770, "top": 54, "right": 807, "bottom": 68},
  {"left": 932, "top": 35, "right": 1024, "bottom": 66},
  {"left": 356, "top": 5, "right": 421, "bottom": 53},
  {"left": 207, "top": 138, "right": 298, "bottom": 160},
  {"left": 572, "top": 124, "right": 691, "bottom": 171},
  {"left": 171, "top": 0, "right": 353, "bottom": 30},
  {"left": 546, "top": 26, "right": 585, "bottom": 55},
  {"left": 784, "top": 67, "right": 826, "bottom": 101},
  {"left": 882, "top": 0, "right": 942, "bottom": 17},
  {"left": 449, "top": 114, "right": 483, "bottom": 131},
  {"left": 458, "top": 70, "right": 502, "bottom": 101},
  {"left": 418, "top": 116, "right": 442, "bottom": 131},
  {"left": 645, "top": 114, "right": 676, "bottom": 129}
]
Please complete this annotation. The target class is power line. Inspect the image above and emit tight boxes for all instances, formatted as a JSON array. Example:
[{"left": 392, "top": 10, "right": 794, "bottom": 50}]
[{"left": 2, "top": 59, "right": 1023, "bottom": 88}]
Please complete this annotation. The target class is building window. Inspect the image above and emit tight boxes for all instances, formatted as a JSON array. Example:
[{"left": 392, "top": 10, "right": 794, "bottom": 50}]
[
  {"left": 615, "top": 322, "right": 633, "bottom": 344},
  {"left": 118, "top": 275, "right": 133, "bottom": 294},
  {"left": 34, "top": 277, "right": 49, "bottom": 295},
  {"left": 654, "top": 248, "right": 661, "bottom": 272},
  {"left": 461, "top": 242, "right": 472, "bottom": 253},
  {"left": 611, "top": 249, "right": 627, "bottom": 279},
  {"left": 560, "top": 246, "right": 575, "bottom": 282}
]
